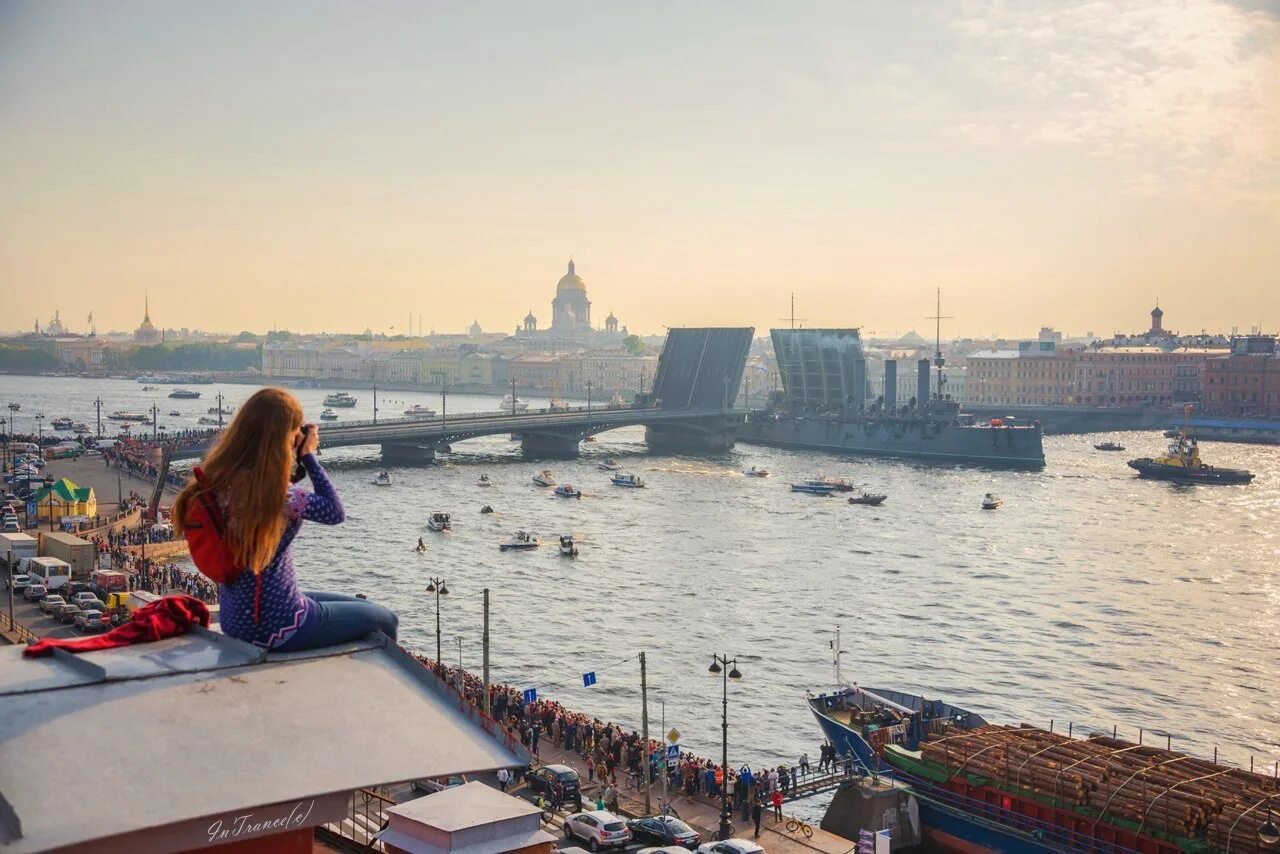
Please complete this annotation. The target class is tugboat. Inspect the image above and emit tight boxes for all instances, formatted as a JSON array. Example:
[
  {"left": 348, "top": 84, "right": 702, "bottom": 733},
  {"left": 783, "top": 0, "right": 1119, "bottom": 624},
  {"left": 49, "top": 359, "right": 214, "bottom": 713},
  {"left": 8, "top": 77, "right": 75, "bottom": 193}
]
[
  {"left": 499, "top": 530, "right": 540, "bottom": 551},
  {"left": 1094, "top": 441, "right": 1126, "bottom": 451},
  {"left": 426, "top": 511, "right": 452, "bottom": 532},
  {"left": 597, "top": 459, "right": 622, "bottom": 472},
  {"left": 743, "top": 466, "right": 771, "bottom": 478},
  {"left": 1128, "top": 433, "right": 1255, "bottom": 484},
  {"left": 981, "top": 493, "right": 1003, "bottom": 510},
  {"left": 558, "top": 534, "right": 578, "bottom": 557},
  {"left": 532, "top": 469, "right": 556, "bottom": 487},
  {"left": 554, "top": 484, "right": 582, "bottom": 499},
  {"left": 372, "top": 470, "right": 392, "bottom": 487},
  {"left": 477, "top": 474, "right": 492, "bottom": 487},
  {"left": 319, "top": 408, "right": 339, "bottom": 421},
  {"left": 848, "top": 492, "right": 887, "bottom": 506},
  {"left": 610, "top": 472, "right": 645, "bottom": 488}
]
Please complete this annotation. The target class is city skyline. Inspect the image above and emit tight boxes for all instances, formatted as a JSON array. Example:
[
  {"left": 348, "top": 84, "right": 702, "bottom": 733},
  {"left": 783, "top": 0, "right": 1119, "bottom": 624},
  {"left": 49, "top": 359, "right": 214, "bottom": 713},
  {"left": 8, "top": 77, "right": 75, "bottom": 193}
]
[{"left": 3, "top": 1, "right": 1277, "bottom": 338}]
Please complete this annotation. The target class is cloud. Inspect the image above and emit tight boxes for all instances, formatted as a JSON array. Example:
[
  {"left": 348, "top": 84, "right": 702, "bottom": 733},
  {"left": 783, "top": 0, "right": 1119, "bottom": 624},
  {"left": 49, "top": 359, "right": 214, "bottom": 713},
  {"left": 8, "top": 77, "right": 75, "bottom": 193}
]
[{"left": 945, "top": 0, "right": 1280, "bottom": 203}]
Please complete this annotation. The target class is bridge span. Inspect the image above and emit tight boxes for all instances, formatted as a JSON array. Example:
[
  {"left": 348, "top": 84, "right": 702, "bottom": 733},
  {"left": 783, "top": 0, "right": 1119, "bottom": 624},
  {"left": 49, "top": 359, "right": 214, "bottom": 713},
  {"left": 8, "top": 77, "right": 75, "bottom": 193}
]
[{"left": 169, "top": 404, "right": 748, "bottom": 463}]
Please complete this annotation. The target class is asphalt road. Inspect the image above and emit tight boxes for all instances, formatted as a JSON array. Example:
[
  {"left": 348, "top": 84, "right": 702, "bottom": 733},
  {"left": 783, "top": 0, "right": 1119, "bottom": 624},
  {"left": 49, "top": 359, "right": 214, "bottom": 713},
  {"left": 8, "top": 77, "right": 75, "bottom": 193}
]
[{"left": 3, "top": 584, "right": 97, "bottom": 639}]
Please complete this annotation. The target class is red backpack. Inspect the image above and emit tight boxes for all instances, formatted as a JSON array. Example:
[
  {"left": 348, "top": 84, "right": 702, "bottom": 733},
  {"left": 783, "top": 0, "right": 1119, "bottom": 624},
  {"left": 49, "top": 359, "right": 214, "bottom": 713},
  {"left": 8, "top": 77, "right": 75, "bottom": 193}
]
[{"left": 183, "top": 467, "right": 243, "bottom": 585}]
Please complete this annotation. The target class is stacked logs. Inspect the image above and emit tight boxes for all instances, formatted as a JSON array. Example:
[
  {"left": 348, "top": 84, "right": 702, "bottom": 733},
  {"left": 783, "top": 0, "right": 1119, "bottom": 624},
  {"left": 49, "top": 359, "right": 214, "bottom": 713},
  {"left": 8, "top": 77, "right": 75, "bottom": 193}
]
[{"left": 917, "top": 725, "right": 1278, "bottom": 853}]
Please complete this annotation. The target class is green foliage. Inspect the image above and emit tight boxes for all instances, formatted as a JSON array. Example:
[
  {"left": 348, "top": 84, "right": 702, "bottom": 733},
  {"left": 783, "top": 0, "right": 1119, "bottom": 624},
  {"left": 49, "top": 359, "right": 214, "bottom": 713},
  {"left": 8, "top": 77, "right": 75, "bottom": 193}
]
[
  {"left": 232, "top": 331, "right": 259, "bottom": 343},
  {"left": 125, "top": 342, "right": 261, "bottom": 371},
  {"left": 0, "top": 345, "right": 56, "bottom": 371},
  {"left": 622, "top": 334, "right": 647, "bottom": 355}
]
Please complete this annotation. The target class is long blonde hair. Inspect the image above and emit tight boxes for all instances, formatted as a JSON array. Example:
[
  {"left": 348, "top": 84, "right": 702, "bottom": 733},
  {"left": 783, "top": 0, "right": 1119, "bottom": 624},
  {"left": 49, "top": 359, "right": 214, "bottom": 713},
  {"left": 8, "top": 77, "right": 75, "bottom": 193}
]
[{"left": 174, "top": 387, "right": 304, "bottom": 574}]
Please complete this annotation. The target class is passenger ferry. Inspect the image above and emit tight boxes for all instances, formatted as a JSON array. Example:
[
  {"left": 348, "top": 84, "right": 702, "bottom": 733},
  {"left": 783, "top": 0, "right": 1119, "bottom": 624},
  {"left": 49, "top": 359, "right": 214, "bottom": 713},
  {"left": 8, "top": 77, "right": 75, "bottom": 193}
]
[
  {"left": 108, "top": 411, "right": 148, "bottom": 422},
  {"left": 323, "top": 392, "right": 358, "bottom": 408},
  {"left": 403, "top": 404, "right": 437, "bottom": 418},
  {"left": 168, "top": 389, "right": 201, "bottom": 399}
]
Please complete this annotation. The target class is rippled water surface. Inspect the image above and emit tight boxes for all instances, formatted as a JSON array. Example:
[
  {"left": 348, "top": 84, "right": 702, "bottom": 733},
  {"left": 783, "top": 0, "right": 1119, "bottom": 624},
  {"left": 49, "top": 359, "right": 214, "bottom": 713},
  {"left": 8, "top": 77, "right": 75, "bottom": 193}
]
[{"left": 5, "top": 375, "right": 1279, "bottom": 817}]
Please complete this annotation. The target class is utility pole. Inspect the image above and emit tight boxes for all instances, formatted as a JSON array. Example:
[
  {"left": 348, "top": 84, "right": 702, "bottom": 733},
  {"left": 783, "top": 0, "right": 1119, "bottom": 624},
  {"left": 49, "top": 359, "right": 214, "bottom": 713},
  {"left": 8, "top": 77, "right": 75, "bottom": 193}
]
[
  {"left": 151, "top": 404, "right": 159, "bottom": 441},
  {"left": 94, "top": 397, "right": 103, "bottom": 439},
  {"left": 641, "top": 651, "right": 652, "bottom": 815},
  {"left": 216, "top": 391, "right": 225, "bottom": 429},
  {"left": 482, "top": 587, "right": 491, "bottom": 716},
  {"left": 510, "top": 377, "right": 517, "bottom": 415}
]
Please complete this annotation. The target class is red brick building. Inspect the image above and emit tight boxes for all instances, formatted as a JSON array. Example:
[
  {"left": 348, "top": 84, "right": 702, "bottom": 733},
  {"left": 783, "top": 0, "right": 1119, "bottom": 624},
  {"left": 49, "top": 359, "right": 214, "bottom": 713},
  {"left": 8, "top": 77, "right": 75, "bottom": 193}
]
[
  {"left": 1203, "top": 335, "right": 1280, "bottom": 417},
  {"left": 1073, "top": 346, "right": 1224, "bottom": 406}
]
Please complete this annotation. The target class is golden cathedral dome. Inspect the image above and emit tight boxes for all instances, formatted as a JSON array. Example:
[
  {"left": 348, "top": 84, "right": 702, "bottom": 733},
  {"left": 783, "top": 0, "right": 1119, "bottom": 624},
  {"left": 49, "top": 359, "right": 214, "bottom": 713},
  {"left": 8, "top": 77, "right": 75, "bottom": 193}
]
[{"left": 556, "top": 259, "right": 586, "bottom": 292}]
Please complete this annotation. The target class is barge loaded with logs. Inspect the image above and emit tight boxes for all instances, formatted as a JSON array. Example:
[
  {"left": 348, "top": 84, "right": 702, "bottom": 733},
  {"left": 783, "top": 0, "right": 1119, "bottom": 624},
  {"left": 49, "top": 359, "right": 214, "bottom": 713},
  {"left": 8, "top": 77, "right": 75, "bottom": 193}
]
[{"left": 810, "top": 686, "right": 1279, "bottom": 853}]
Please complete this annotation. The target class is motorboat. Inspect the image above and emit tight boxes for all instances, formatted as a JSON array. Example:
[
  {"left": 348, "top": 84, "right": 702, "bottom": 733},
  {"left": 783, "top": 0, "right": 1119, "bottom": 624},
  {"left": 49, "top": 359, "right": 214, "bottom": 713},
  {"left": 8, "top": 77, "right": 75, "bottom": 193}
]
[
  {"left": 558, "top": 534, "right": 578, "bottom": 557},
  {"left": 981, "top": 493, "right": 1003, "bottom": 510},
  {"left": 167, "top": 410, "right": 182, "bottom": 417},
  {"left": 51, "top": 417, "right": 74, "bottom": 430},
  {"left": 499, "top": 530, "right": 540, "bottom": 551},
  {"left": 791, "top": 480, "right": 836, "bottom": 495},
  {"left": 427, "top": 512, "right": 452, "bottom": 532},
  {"left": 319, "top": 408, "right": 339, "bottom": 421},
  {"left": 207, "top": 405, "right": 234, "bottom": 415},
  {"left": 848, "top": 492, "right": 887, "bottom": 506},
  {"left": 477, "top": 474, "right": 492, "bottom": 487},
  {"left": 72, "top": 423, "right": 91, "bottom": 433},
  {"left": 597, "top": 459, "right": 622, "bottom": 471},
  {"left": 141, "top": 386, "right": 157, "bottom": 391},
  {"left": 480, "top": 505, "right": 494, "bottom": 514},
  {"left": 502, "top": 394, "right": 529, "bottom": 412},
  {"left": 323, "top": 392, "right": 358, "bottom": 408},
  {"left": 197, "top": 416, "right": 221, "bottom": 425},
  {"left": 554, "top": 484, "right": 582, "bottom": 499},
  {"left": 403, "top": 404, "right": 437, "bottom": 418},
  {"left": 372, "top": 471, "right": 392, "bottom": 487},
  {"left": 610, "top": 473, "right": 645, "bottom": 488},
  {"left": 1127, "top": 433, "right": 1254, "bottom": 484},
  {"left": 827, "top": 478, "right": 855, "bottom": 492},
  {"left": 168, "top": 389, "right": 201, "bottom": 399},
  {"left": 743, "top": 466, "right": 770, "bottom": 478},
  {"left": 532, "top": 469, "right": 556, "bottom": 487},
  {"left": 108, "top": 411, "right": 148, "bottom": 422},
  {"left": 1094, "top": 441, "right": 1126, "bottom": 451}
]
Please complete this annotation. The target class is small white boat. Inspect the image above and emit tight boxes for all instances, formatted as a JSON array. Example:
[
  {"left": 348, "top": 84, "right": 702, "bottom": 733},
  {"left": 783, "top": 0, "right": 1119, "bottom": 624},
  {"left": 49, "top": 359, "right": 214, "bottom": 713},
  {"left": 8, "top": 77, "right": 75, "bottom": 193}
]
[
  {"left": 532, "top": 469, "right": 556, "bottom": 487},
  {"left": 320, "top": 408, "right": 339, "bottom": 421},
  {"left": 167, "top": 410, "right": 182, "bottom": 417},
  {"left": 477, "top": 474, "right": 492, "bottom": 487},
  {"left": 499, "top": 530, "right": 540, "bottom": 551},
  {"left": 502, "top": 394, "right": 529, "bottom": 412},
  {"left": 611, "top": 473, "right": 645, "bottom": 488},
  {"left": 791, "top": 480, "right": 836, "bottom": 495},
  {"left": 598, "top": 459, "right": 622, "bottom": 471},
  {"left": 554, "top": 484, "right": 582, "bottom": 499},
  {"left": 51, "top": 417, "right": 74, "bottom": 430},
  {"left": 403, "top": 404, "right": 437, "bottom": 418},
  {"left": 372, "top": 471, "right": 392, "bottom": 487},
  {"left": 743, "top": 466, "right": 770, "bottom": 478},
  {"left": 981, "top": 493, "right": 1003, "bottom": 510},
  {"left": 73, "top": 423, "right": 91, "bottom": 433},
  {"left": 427, "top": 511, "right": 452, "bottom": 532},
  {"left": 559, "top": 534, "right": 578, "bottom": 557}
]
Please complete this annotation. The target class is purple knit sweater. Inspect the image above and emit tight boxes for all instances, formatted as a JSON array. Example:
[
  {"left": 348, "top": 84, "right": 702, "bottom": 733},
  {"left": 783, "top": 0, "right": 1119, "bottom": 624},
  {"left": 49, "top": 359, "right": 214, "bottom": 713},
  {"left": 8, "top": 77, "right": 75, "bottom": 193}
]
[{"left": 217, "top": 453, "right": 344, "bottom": 648}]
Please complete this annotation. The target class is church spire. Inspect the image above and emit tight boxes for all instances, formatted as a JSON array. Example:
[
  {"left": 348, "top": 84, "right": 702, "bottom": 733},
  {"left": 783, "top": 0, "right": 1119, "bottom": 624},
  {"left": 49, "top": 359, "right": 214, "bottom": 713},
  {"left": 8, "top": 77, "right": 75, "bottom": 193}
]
[
  {"left": 144, "top": 292, "right": 151, "bottom": 323},
  {"left": 567, "top": 258, "right": 575, "bottom": 275}
]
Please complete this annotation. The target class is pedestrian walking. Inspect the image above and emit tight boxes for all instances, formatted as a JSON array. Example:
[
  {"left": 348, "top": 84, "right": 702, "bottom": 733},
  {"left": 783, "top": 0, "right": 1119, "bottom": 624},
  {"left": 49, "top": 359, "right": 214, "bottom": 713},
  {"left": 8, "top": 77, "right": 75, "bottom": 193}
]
[
  {"left": 771, "top": 789, "right": 783, "bottom": 822},
  {"left": 751, "top": 800, "right": 763, "bottom": 838},
  {"left": 497, "top": 767, "right": 511, "bottom": 793}
]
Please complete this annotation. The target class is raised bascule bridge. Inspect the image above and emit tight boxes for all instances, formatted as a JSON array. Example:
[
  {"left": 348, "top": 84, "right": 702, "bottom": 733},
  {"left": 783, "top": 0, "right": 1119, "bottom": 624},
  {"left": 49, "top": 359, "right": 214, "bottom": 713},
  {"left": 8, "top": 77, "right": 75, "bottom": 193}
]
[{"left": 169, "top": 328, "right": 754, "bottom": 464}]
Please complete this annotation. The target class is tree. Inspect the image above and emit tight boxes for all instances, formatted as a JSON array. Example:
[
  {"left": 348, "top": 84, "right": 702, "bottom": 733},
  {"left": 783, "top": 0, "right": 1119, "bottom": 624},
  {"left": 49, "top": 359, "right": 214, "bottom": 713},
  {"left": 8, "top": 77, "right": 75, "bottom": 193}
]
[{"left": 622, "top": 334, "right": 647, "bottom": 356}]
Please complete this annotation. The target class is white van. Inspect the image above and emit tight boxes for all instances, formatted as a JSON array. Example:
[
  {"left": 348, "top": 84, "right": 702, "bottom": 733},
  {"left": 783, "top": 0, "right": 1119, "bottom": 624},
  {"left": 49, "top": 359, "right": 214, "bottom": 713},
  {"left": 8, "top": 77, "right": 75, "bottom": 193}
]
[{"left": 23, "top": 556, "right": 71, "bottom": 591}]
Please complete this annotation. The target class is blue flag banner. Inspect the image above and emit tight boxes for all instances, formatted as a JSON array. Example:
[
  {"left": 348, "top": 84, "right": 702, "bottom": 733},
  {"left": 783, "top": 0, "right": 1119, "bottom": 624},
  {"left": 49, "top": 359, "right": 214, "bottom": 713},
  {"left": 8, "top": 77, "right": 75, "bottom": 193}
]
[
  {"left": 582, "top": 672, "right": 597, "bottom": 687},
  {"left": 523, "top": 688, "right": 537, "bottom": 704}
]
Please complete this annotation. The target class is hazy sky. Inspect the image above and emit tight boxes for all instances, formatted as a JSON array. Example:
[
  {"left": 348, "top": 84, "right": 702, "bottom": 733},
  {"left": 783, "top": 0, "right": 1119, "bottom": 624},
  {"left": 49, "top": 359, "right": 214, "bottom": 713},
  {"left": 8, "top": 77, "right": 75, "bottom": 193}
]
[{"left": 3, "top": 0, "right": 1277, "bottom": 339}]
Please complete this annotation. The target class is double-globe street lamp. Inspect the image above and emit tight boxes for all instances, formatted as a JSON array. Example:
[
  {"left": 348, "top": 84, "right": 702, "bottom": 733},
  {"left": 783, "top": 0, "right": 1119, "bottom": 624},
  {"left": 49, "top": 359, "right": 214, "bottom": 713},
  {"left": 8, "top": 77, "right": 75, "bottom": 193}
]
[
  {"left": 708, "top": 653, "right": 743, "bottom": 841},
  {"left": 425, "top": 576, "right": 449, "bottom": 665}
]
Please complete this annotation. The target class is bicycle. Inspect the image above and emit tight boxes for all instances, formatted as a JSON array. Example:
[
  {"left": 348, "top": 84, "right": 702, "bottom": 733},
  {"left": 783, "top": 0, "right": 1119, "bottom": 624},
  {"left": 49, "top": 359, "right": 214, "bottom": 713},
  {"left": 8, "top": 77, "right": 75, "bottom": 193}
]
[
  {"left": 658, "top": 800, "right": 681, "bottom": 820},
  {"left": 785, "top": 817, "right": 814, "bottom": 839},
  {"left": 624, "top": 769, "right": 643, "bottom": 791}
]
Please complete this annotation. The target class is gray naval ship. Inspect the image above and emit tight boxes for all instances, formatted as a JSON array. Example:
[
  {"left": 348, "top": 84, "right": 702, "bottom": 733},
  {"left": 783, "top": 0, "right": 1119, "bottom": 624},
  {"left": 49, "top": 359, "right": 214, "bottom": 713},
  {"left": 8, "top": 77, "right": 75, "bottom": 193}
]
[{"left": 737, "top": 328, "right": 1045, "bottom": 469}]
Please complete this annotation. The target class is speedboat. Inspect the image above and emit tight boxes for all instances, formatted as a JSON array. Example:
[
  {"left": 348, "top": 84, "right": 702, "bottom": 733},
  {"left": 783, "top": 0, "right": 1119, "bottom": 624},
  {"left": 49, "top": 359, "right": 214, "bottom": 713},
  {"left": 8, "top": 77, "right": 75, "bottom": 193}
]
[
  {"left": 532, "top": 469, "right": 556, "bottom": 487},
  {"left": 743, "top": 466, "right": 770, "bottom": 478},
  {"left": 610, "top": 473, "right": 645, "bottom": 488},
  {"left": 372, "top": 471, "right": 392, "bottom": 487},
  {"left": 427, "top": 512, "right": 452, "bottom": 532},
  {"left": 499, "top": 530, "right": 540, "bottom": 551},
  {"left": 403, "top": 404, "right": 437, "bottom": 418},
  {"left": 502, "top": 394, "right": 529, "bottom": 412},
  {"left": 167, "top": 410, "right": 182, "bottom": 417},
  {"left": 791, "top": 480, "right": 836, "bottom": 495},
  {"left": 559, "top": 534, "right": 578, "bottom": 557},
  {"left": 597, "top": 459, "right": 623, "bottom": 471},
  {"left": 848, "top": 492, "right": 887, "bottom": 506},
  {"left": 1094, "top": 441, "right": 1125, "bottom": 452},
  {"left": 477, "top": 474, "right": 492, "bottom": 487},
  {"left": 323, "top": 392, "right": 358, "bottom": 408},
  {"left": 981, "top": 493, "right": 1003, "bottom": 510},
  {"left": 554, "top": 484, "right": 582, "bottom": 499},
  {"left": 319, "top": 408, "right": 339, "bottom": 421}
]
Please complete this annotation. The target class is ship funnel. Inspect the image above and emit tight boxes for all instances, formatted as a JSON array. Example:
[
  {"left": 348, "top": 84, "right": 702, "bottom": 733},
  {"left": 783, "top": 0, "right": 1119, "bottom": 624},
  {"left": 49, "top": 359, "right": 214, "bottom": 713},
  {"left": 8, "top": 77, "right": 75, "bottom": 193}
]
[
  {"left": 884, "top": 360, "right": 897, "bottom": 412},
  {"left": 918, "top": 359, "right": 931, "bottom": 411}
]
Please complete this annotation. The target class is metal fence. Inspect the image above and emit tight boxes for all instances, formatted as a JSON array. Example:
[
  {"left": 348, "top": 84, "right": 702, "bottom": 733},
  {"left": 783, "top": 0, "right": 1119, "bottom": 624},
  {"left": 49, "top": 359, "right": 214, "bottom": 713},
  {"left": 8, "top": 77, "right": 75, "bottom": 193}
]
[{"left": 318, "top": 787, "right": 396, "bottom": 853}]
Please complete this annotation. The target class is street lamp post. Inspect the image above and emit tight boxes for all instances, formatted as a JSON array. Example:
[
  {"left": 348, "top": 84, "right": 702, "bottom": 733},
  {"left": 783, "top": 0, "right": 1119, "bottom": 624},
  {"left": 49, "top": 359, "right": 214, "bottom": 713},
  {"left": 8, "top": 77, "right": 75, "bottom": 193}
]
[
  {"left": 425, "top": 576, "right": 449, "bottom": 664},
  {"left": 151, "top": 404, "right": 159, "bottom": 442},
  {"left": 94, "top": 397, "right": 103, "bottom": 439},
  {"left": 216, "top": 392, "right": 226, "bottom": 429},
  {"left": 36, "top": 414, "right": 44, "bottom": 446},
  {"left": 708, "top": 654, "right": 742, "bottom": 841}
]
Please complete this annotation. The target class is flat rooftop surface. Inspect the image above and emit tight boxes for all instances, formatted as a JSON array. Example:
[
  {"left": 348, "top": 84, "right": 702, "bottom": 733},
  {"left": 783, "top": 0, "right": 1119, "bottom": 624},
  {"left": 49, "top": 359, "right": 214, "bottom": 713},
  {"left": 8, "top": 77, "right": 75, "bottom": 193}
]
[{"left": 0, "top": 629, "right": 527, "bottom": 854}]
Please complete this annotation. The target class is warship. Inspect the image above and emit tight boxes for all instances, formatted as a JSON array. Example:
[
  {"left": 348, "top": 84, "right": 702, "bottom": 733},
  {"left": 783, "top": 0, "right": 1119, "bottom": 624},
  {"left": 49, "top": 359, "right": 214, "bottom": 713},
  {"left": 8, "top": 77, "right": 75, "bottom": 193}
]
[{"left": 737, "top": 326, "right": 1045, "bottom": 469}]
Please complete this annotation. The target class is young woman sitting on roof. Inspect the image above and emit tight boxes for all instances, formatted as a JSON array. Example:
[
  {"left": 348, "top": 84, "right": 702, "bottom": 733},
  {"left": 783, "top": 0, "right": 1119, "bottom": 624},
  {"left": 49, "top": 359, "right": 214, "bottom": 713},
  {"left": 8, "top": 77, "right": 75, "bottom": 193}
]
[{"left": 174, "top": 387, "right": 397, "bottom": 650}]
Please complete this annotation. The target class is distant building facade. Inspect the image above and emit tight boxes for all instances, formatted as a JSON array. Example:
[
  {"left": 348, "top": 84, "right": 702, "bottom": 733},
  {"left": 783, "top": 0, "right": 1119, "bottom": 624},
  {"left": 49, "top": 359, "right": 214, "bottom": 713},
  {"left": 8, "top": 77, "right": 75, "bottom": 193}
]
[
  {"left": 966, "top": 341, "right": 1077, "bottom": 406},
  {"left": 1073, "top": 346, "right": 1224, "bottom": 406},
  {"left": 134, "top": 296, "right": 162, "bottom": 345},
  {"left": 1203, "top": 335, "right": 1280, "bottom": 417}
]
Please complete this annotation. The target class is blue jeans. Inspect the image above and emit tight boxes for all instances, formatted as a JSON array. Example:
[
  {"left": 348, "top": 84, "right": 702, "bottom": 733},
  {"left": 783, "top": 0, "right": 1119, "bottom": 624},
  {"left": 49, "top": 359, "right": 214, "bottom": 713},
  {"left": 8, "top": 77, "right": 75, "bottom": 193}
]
[{"left": 278, "top": 591, "right": 398, "bottom": 651}]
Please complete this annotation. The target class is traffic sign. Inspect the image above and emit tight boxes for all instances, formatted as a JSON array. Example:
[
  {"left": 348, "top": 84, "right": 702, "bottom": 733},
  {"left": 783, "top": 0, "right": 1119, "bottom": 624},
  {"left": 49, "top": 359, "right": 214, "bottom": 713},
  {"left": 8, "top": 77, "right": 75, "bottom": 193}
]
[
  {"left": 666, "top": 744, "right": 680, "bottom": 765},
  {"left": 582, "top": 672, "right": 597, "bottom": 687},
  {"left": 523, "top": 688, "right": 537, "bottom": 704},
  {"left": 667, "top": 728, "right": 680, "bottom": 744}
]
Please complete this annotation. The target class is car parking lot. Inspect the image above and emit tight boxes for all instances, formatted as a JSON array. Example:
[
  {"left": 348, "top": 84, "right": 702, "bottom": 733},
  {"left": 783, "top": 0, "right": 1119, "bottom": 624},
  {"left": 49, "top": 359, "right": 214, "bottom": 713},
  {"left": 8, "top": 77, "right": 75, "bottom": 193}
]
[{"left": 3, "top": 591, "right": 84, "bottom": 640}]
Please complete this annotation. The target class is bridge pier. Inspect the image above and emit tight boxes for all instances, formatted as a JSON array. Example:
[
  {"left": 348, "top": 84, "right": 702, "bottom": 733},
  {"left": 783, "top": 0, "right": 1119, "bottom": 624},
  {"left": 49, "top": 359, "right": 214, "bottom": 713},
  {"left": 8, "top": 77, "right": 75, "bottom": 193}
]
[
  {"left": 645, "top": 415, "right": 741, "bottom": 454},
  {"left": 379, "top": 442, "right": 438, "bottom": 464},
  {"left": 519, "top": 434, "right": 581, "bottom": 459}
]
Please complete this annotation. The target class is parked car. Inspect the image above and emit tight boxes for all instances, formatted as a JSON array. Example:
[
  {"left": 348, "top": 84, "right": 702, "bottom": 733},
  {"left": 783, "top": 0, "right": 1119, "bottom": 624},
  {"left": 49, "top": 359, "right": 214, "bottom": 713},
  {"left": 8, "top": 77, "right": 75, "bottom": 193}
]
[
  {"left": 24, "top": 584, "right": 48, "bottom": 602},
  {"left": 38, "top": 594, "right": 67, "bottom": 614},
  {"left": 7, "top": 573, "right": 30, "bottom": 592},
  {"left": 627, "top": 815, "right": 701, "bottom": 848},
  {"left": 411, "top": 774, "right": 469, "bottom": 794},
  {"left": 71, "top": 591, "right": 101, "bottom": 608},
  {"left": 1, "top": 519, "right": 19, "bottom": 533},
  {"left": 527, "top": 764, "right": 581, "bottom": 800},
  {"left": 56, "top": 602, "right": 83, "bottom": 623},
  {"left": 563, "top": 810, "right": 631, "bottom": 851},
  {"left": 77, "top": 597, "right": 107, "bottom": 614},
  {"left": 695, "top": 840, "right": 766, "bottom": 854},
  {"left": 75, "top": 609, "right": 109, "bottom": 632}
]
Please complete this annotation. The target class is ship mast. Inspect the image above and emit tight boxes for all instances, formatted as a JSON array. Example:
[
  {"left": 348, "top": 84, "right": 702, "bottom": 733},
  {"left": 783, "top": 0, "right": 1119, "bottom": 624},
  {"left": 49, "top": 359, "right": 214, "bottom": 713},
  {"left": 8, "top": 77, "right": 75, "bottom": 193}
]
[
  {"left": 831, "top": 626, "right": 845, "bottom": 686},
  {"left": 928, "top": 288, "right": 954, "bottom": 402}
]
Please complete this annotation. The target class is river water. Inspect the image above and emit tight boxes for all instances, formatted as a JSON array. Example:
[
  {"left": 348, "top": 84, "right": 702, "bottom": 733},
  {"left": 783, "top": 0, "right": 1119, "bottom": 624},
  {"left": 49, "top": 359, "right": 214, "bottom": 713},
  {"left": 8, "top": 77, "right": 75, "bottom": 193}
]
[{"left": 4, "top": 375, "right": 1278, "bottom": 818}]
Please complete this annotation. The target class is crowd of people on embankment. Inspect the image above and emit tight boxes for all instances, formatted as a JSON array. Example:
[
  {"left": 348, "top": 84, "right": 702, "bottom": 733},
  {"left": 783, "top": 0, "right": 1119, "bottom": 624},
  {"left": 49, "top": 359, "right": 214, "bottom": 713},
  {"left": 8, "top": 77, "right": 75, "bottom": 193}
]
[{"left": 89, "top": 529, "right": 217, "bottom": 603}]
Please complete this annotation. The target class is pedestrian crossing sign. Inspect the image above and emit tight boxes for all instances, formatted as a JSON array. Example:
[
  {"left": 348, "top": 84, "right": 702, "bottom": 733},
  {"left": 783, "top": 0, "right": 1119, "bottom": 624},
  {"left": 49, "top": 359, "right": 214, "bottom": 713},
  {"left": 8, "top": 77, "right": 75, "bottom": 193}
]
[
  {"left": 523, "top": 688, "right": 537, "bottom": 704},
  {"left": 582, "top": 672, "right": 597, "bottom": 687}
]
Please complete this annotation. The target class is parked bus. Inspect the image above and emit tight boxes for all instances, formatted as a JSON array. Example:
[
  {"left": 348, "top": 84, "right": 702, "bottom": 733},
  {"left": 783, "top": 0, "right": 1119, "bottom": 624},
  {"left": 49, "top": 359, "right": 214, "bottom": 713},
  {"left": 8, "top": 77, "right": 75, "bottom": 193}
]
[{"left": 23, "top": 556, "right": 71, "bottom": 591}]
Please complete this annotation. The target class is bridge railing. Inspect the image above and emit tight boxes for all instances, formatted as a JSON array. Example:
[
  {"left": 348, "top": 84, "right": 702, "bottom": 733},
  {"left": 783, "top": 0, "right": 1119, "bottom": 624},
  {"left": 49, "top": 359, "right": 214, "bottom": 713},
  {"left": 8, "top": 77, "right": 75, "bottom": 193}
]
[{"left": 329, "top": 403, "right": 641, "bottom": 431}]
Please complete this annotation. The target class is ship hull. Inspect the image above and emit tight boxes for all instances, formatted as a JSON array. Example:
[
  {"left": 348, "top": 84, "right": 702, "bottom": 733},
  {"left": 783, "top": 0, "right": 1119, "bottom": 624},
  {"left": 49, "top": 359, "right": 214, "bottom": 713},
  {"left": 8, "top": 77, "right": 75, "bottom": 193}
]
[
  {"left": 739, "top": 415, "right": 1045, "bottom": 469},
  {"left": 1127, "top": 459, "right": 1254, "bottom": 484}
]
